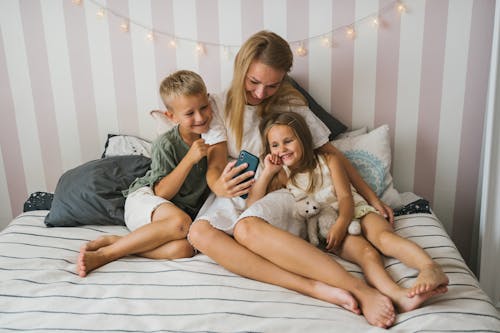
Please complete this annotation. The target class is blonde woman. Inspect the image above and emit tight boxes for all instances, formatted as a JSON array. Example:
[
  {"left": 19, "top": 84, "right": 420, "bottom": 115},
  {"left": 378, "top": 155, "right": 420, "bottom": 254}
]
[{"left": 189, "top": 31, "right": 395, "bottom": 328}]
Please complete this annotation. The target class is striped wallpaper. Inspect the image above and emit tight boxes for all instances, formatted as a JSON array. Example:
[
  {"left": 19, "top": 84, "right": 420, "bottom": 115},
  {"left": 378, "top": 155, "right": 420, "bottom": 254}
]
[{"left": 0, "top": 0, "right": 495, "bottom": 267}]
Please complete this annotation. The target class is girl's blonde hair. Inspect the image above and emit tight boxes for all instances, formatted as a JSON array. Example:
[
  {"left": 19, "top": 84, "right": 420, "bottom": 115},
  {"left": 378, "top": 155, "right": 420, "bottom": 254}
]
[
  {"left": 259, "top": 111, "right": 320, "bottom": 193},
  {"left": 226, "top": 30, "right": 306, "bottom": 149},
  {"left": 159, "top": 70, "right": 207, "bottom": 110}
]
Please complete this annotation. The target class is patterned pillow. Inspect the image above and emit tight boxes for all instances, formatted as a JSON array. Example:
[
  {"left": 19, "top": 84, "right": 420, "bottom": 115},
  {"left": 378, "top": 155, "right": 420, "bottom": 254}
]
[{"left": 331, "top": 125, "right": 401, "bottom": 208}]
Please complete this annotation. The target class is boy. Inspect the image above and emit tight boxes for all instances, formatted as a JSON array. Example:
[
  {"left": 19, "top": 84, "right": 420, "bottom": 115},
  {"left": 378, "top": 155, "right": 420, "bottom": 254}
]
[{"left": 77, "top": 70, "right": 212, "bottom": 277}]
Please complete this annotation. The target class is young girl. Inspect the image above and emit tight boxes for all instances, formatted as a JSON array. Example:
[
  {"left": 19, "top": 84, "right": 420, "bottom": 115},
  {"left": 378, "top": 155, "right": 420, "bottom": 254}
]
[{"left": 248, "top": 111, "right": 449, "bottom": 313}]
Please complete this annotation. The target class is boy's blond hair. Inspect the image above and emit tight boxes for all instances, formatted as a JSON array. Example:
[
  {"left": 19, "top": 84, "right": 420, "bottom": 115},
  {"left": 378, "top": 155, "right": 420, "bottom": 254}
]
[{"left": 159, "top": 70, "right": 207, "bottom": 110}]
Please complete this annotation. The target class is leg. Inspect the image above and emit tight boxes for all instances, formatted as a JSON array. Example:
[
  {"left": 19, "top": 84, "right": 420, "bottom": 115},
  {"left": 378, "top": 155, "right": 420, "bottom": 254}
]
[
  {"left": 361, "top": 213, "right": 449, "bottom": 297},
  {"left": 338, "top": 235, "right": 445, "bottom": 312},
  {"left": 231, "top": 217, "right": 395, "bottom": 328},
  {"left": 188, "top": 220, "right": 360, "bottom": 314},
  {"left": 77, "top": 203, "right": 192, "bottom": 277}
]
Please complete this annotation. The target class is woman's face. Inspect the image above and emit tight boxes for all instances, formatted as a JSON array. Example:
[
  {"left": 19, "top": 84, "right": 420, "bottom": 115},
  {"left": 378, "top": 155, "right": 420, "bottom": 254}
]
[{"left": 245, "top": 60, "right": 286, "bottom": 106}]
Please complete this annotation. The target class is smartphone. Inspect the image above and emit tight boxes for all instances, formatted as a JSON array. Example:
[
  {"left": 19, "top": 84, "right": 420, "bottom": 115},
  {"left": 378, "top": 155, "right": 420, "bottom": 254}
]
[{"left": 233, "top": 150, "right": 259, "bottom": 199}]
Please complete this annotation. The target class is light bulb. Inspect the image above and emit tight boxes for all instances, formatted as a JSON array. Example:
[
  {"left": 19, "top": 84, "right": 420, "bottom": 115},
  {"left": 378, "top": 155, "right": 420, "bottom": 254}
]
[
  {"left": 296, "top": 44, "right": 307, "bottom": 57},
  {"left": 120, "top": 21, "right": 129, "bottom": 33},
  {"left": 96, "top": 7, "right": 105, "bottom": 18}
]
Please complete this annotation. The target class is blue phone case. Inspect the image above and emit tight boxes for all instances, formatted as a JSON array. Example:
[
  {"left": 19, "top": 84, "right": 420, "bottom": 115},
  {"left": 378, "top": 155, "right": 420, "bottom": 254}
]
[{"left": 234, "top": 150, "right": 259, "bottom": 199}]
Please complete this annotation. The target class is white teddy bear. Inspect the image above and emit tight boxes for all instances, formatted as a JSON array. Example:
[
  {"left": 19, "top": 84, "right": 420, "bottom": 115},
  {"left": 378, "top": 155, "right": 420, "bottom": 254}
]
[{"left": 294, "top": 195, "right": 361, "bottom": 246}]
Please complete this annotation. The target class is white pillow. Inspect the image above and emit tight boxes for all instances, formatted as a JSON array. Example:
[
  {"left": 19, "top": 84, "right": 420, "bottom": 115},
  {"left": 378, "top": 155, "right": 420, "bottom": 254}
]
[
  {"left": 102, "top": 134, "right": 152, "bottom": 158},
  {"left": 336, "top": 126, "right": 368, "bottom": 139},
  {"left": 331, "top": 124, "right": 402, "bottom": 208},
  {"left": 150, "top": 110, "right": 175, "bottom": 136}
]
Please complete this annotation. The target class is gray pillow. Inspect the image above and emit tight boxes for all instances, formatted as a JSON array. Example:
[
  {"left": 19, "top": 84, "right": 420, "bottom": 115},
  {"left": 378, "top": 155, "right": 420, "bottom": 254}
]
[
  {"left": 44, "top": 155, "right": 151, "bottom": 227},
  {"left": 288, "top": 76, "right": 347, "bottom": 140}
]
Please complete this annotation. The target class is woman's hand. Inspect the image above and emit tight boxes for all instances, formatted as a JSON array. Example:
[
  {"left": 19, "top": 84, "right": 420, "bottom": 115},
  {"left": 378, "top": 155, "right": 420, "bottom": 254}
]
[
  {"left": 325, "top": 220, "right": 348, "bottom": 251},
  {"left": 213, "top": 160, "right": 256, "bottom": 198},
  {"left": 369, "top": 198, "right": 394, "bottom": 225}
]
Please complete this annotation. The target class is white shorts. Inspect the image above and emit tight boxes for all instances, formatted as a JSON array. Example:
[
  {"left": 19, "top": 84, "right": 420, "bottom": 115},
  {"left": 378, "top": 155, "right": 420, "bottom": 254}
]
[
  {"left": 124, "top": 186, "right": 172, "bottom": 231},
  {"left": 194, "top": 188, "right": 305, "bottom": 237}
]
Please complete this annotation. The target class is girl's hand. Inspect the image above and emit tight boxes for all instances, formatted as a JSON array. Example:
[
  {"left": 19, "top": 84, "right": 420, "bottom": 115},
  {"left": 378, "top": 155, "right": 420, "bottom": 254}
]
[
  {"left": 370, "top": 199, "right": 394, "bottom": 225},
  {"left": 325, "top": 221, "right": 347, "bottom": 251},
  {"left": 262, "top": 154, "right": 282, "bottom": 176},
  {"left": 215, "top": 160, "right": 256, "bottom": 198}
]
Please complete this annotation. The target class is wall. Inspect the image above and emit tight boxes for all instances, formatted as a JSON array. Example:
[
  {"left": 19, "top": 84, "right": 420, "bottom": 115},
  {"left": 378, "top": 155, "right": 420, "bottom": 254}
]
[{"left": 0, "top": 0, "right": 495, "bottom": 268}]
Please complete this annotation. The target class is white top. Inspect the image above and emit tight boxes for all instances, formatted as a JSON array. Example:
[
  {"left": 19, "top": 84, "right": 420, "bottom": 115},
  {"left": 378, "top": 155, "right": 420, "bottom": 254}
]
[{"left": 203, "top": 91, "right": 331, "bottom": 160}]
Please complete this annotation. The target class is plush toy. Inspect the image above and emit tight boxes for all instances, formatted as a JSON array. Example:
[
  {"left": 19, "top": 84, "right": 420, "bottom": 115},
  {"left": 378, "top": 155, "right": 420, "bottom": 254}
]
[{"left": 294, "top": 195, "right": 361, "bottom": 246}]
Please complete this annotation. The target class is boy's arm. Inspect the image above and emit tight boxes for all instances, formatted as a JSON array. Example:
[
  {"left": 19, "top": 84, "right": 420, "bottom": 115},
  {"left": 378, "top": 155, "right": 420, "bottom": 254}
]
[
  {"left": 317, "top": 143, "right": 394, "bottom": 223},
  {"left": 154, "top": 138, "right": 208, "bottom": 199}
]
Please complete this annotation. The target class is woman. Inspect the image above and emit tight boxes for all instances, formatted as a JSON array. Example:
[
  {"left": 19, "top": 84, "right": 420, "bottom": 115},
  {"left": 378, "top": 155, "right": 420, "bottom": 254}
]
[{"left": 188, "top": 30, "right": 395, "bottom": 328}]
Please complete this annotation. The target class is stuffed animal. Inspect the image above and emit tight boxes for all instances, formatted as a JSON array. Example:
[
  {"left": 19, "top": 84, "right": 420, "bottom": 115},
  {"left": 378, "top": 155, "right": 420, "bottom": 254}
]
[{"left": 294, "top": 195, "right": 361, "bottom": 246}]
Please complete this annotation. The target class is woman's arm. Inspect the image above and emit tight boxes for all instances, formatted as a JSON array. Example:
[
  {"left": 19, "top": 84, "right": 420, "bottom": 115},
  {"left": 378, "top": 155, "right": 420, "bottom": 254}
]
[
  {"left": 318, "top": 143, "right": 394, "bottom": 223},
  {"left": 206, "top": 142, "right": 257, "bottom": 198}
]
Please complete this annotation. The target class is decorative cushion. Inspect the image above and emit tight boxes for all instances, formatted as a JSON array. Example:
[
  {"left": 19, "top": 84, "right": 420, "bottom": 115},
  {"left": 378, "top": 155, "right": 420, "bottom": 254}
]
[
  {"left": 288, "top": 77, "right": 347, "bottom": 140},
  {"left": 102, "top": 134, "right": 152, "bottom": 158},
  {"left": 44, "top": 155, "right": 151, "bottom": 227},
  {"left": 331, "top": 125, "right": 402, "bottom": 208}
]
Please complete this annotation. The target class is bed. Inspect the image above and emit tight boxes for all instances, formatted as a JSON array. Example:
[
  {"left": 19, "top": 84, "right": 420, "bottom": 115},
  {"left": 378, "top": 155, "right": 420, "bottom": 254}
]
[
  {"left": 1, "top": 87, "right": 499, "bottom": 332},
  {"left": 1, "top": 210, "right": 499, "bottom": 332}
]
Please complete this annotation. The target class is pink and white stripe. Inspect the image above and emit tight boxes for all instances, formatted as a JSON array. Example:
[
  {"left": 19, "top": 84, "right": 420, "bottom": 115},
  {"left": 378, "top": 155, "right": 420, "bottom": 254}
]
[{"left": 0, "top": 0, "right": 495, "bottom": 267}]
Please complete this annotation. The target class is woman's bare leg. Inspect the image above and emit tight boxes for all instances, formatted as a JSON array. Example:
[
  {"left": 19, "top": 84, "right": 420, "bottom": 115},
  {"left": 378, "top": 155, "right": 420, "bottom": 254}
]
[
  {"left": 361, "top": 213, "right": 449, "bottom": 297},
  {"left": 188, "top": 220, "right": 360, "bottom": 314},
  {"left": 191, "top": 218, "right": 394, "bottom": 328}
]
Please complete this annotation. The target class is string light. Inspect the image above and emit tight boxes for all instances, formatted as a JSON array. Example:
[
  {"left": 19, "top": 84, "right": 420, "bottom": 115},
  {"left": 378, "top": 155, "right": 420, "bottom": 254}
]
[
  {"left": 76, "top": 0, "right": 407, "bottom": 58},
  {"left": 96, "top": 7, "right": 105, "bottom": 18},
  {"left": 120, "top": 20, "right": 129, "bottom": 33}
]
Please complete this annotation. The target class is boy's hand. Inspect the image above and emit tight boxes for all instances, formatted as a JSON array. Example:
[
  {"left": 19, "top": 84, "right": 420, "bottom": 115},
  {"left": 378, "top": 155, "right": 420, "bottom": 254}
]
[
  {"left": 262, "top": 154, "right": 282, "bottom": 176},
  {"left": 186, "top": 138, "right": 209, "bottom": 165},
  {"left": 325, "top": 221, "right": 347, "bottom": 251}
]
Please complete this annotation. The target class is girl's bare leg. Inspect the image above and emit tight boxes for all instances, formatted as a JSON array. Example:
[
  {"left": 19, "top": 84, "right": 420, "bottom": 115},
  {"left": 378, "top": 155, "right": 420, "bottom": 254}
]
[
  {"left": 77, "top": 204, "right": 192, "bottom": 277},
  {"left": 229, "top": 218, "right": 395, "bottom": 328},
  {"left": 361, "top": 213, "right": 449, "bottom": 297},
  {"left": 338, "top": 235, "right": 446, "bottom": 313},
  {"left": 188, "top": 220, "right": 360, "bottom": 314}
]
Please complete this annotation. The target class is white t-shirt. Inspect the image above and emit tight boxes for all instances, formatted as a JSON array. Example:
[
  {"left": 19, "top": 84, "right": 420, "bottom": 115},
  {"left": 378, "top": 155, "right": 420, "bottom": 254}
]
[
  {"left": 203, "top": 91, "right": 330, "bottom": 161},
  {"left": 196, "top": 91, "right": 331, "bottom": 236}
]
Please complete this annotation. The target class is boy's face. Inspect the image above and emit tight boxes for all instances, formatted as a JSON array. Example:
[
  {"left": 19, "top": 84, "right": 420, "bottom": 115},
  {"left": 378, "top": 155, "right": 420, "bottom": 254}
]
[{"left": 166, "top": 93, "right": 212, "bottom": 135}]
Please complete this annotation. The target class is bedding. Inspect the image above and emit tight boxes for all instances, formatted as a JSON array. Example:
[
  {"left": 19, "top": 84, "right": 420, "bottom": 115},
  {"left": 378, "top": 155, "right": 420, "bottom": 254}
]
[{"left": 0, "top": 210, "right": 499, "bottom": 332}]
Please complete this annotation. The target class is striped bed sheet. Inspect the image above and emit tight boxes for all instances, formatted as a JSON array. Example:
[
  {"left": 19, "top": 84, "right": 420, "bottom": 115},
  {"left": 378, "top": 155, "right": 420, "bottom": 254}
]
[{"left": 0, "top": 211, "right": 499, "bottom": 333}]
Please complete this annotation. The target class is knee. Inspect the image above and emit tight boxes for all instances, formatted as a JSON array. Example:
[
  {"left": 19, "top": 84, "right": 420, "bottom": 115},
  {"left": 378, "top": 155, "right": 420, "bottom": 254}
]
[
  {"left": 360, "top": 244, "right": 381, "bottom": 263},
  {"left": 154, "top": 214, "right": 191, "bottom": 239},
  {"left": 169, "top": 240, "right": 195, "bottom": 259},
  {"left": 187, "top": 220, "right": 212, "bottom": 251},
  {"left": 233, "top": 217, "right": 260, "bottom": 245}
]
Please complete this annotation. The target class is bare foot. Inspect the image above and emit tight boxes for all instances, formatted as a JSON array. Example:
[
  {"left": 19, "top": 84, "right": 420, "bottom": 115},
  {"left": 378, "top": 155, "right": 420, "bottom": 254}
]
[
  {"left": 356, "top": 286, "right": 396, "bottom": 328},
  {"left": 408, "top": 263, "right": 449, "bottom": 297},
  {"left": 81, "top": 235, "right": 121, "bottom": 252},
  {"left": 76, "top": 247, "right": 115, "bottom": 277},
  {"left": 313, "top": 281, "right": 360, "bottom": 314},
  {"left": 395, "top": 285, "right": 448, "bottom": 313}
]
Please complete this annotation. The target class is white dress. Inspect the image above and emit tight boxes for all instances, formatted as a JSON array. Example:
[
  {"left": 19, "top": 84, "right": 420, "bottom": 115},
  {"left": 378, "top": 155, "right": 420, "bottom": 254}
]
[{"left": 195, "top": 91, "right": 331, "bottom": 236}]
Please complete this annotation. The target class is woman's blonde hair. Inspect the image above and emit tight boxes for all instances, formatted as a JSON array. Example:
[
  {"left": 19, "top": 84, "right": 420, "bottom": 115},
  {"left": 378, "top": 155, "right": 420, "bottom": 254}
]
[
  {"left": 159, "top": 70, "right": 207, "bottom": 111},
  {"left": 226, "top": 30, "right": 306, "bottom": 149},
  {"left": 259, "top": 111, "right": 320, "bottom": 193}
]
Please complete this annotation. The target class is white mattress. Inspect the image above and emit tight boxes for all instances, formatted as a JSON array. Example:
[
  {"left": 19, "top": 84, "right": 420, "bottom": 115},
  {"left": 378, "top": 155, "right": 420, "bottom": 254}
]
[{"left": 0, "top": 211, "right": 499, "bottom": 332}]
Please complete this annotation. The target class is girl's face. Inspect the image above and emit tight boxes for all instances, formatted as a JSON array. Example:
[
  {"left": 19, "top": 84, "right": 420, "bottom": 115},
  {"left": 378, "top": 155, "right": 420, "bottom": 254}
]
[
  {"left": 245, "top": 60, "right": 285, "bottom": 106},
  {"left": 267, "top": 124, "right": 303, "bottom": 168}
]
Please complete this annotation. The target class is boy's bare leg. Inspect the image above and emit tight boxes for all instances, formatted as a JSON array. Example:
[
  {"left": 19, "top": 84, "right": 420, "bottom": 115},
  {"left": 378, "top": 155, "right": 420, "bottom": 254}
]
[
  {"left": 77, "top": 205, "right": 191, "bottom": 277},
  {"left": 339, "top": 235, "right": 447, "bottom": 312},
  {"left": 361, "top": 213, "right": 449, "bottom": 297},
  {"left": 188, "top": 220, "right": 360, "bottom": 314},
  {"left": 197, "top": 218, "right": 395, "bottom": 328}
]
